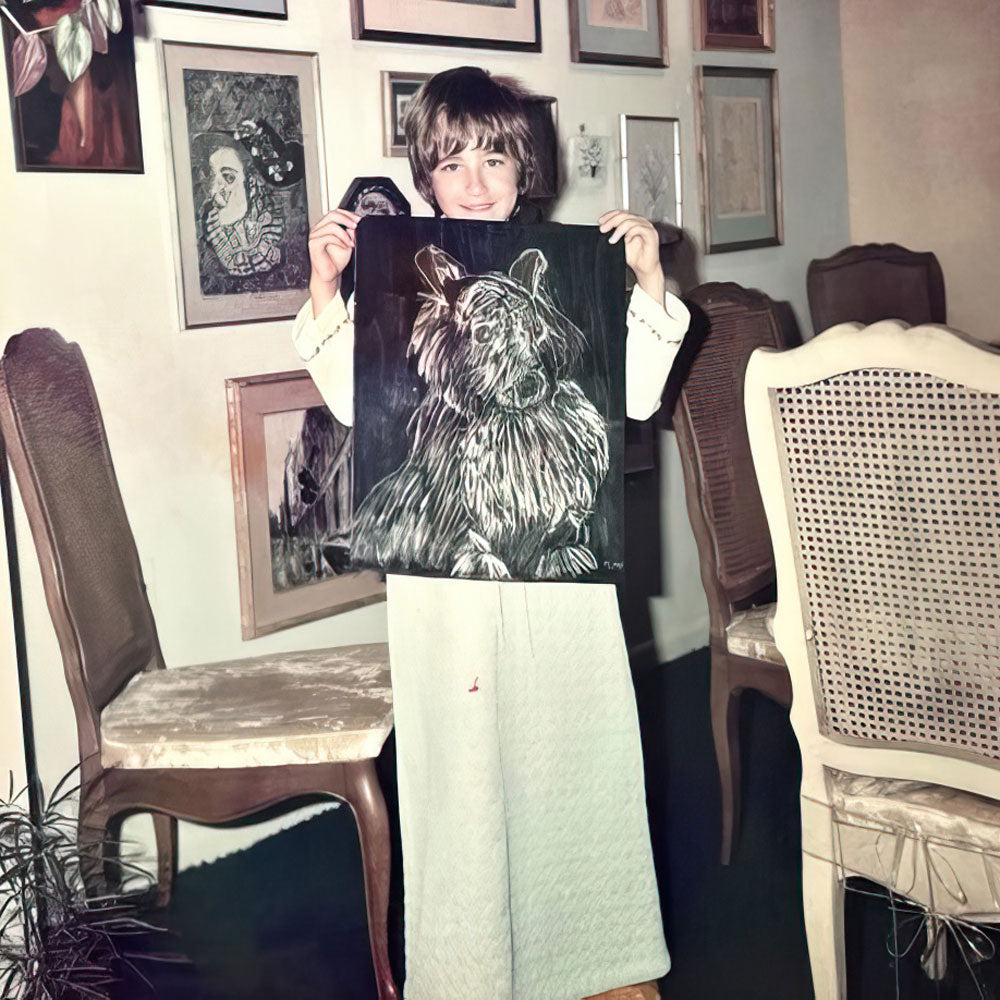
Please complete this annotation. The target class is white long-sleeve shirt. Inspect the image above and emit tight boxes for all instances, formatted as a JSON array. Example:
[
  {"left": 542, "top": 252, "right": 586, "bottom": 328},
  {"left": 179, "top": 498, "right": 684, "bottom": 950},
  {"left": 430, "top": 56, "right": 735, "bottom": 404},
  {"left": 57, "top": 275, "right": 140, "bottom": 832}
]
[{"left": 292, "top": 283, "right": 690, "bottom": 424}]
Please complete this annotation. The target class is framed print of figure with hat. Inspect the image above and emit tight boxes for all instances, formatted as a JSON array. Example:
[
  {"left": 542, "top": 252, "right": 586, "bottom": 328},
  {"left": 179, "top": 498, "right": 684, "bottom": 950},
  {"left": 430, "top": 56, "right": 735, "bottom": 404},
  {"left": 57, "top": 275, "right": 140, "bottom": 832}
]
[{"left": 160, "top": 42, "right": 326, "bottom": 328}]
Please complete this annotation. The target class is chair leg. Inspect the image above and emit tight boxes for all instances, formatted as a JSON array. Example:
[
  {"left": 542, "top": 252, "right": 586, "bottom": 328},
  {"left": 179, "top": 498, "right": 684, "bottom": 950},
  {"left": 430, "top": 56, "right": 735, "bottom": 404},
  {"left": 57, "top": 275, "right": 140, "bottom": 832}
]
[
  {"left": 78, "top": 803, "right": 114, "bottom": 898},
  {"left": 711, "top": 653, "right": 742, "bottom": 865},
  {"left": 343, "top": 760, "right": 400, "bottom": 1000},
  {"left": 152, "top": 813, "right": 178, "bottom": 908},
  {"left": 801, "top": 849, "right": 847, "bottom": 1000}
]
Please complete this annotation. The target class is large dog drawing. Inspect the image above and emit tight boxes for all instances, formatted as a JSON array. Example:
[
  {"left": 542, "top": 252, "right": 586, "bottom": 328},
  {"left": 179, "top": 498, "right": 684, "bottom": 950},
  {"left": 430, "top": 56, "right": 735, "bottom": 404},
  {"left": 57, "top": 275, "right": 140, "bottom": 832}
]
[{"left": 352, "top": 244, "right": 610, "bottom": 580}]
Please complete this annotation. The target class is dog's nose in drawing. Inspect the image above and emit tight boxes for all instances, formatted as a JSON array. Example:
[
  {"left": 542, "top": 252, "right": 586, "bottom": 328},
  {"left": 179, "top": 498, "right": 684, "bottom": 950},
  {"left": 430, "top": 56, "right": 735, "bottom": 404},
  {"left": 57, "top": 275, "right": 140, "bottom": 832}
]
[{"left": 498, "top": 369, "right": 547, "bottom": 410}]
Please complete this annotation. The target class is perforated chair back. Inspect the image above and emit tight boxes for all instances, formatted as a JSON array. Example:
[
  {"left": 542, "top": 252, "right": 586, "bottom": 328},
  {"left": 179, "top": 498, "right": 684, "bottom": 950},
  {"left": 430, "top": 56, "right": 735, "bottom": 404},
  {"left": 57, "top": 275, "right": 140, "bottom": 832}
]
[
  {"left": 807, "top": 243, "right": 946, "bottom": 335},
  {"left": 676, "top": 283, "right": 799, "bottom": 616},
  {"left": 0, "top": 329, "right": 162, "bottom": 729},
  {"left": 746, "top": 320, "right": 1000, "bottom": 774}
]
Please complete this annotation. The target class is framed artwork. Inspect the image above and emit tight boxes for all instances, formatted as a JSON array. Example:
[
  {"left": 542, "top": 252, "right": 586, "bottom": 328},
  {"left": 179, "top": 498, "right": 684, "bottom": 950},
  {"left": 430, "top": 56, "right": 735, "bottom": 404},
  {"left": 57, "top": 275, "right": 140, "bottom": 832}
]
[
  {"left": 570, "top": 131, "right": 610, "bottom": 186},
  {"left": 339, "top": 176, "right": 410, "bottom": 217},
  {"left": 160, "top": 42, "right": 326, "bottom": 328},
  {"left": 696, "top": 0, "right": 774, "bottom": 51},
  {"left": 352, "top": 217, "right": 626, "bottom": 584},
  {"left": 696, "top": 67, "right": 782, "bottom": 254},
  {"left": 569, "top": 0, "right": 666, "bottom": 68},
  {"left": 381, "top": 71, "right": 429, "bottom": 157},
  {"left": 2, "top": 0, "right": 143, "bottom": 172},
  {"left": 620, "top": 114, "right": 681, "bottom": 227},
  {"left": 351, "top": 0, "right": 540, "bottom": 52},
  {"left": 226, "top": 370, "right": 385, "bottom": 640},
  {"left": 522, "top": 95, "right": 559, "bottom": 201},
  {"left": 143, "top": 0, "right": 287, "bottom": 17}
]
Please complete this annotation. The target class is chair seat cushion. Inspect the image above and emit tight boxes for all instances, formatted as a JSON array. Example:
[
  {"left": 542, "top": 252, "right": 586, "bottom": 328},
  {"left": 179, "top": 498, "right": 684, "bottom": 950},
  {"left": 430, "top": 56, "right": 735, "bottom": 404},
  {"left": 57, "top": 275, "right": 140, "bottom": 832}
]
[
  {"left": 725, "top": 603, "right": 782, "bottom": 663},
  {"left": 829, "top": 769, "right": 1000, "bottom": 917},
  {"left": 101, "top": 643, "right": 392, "bottom": 770}
]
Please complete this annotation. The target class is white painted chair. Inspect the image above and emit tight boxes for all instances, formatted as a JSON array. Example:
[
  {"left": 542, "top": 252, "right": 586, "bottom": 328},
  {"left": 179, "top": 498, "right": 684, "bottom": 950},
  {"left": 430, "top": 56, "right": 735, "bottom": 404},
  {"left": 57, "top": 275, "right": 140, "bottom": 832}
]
[{"left": 744, "top": 319, "right": 1000, "bottom": 1000}]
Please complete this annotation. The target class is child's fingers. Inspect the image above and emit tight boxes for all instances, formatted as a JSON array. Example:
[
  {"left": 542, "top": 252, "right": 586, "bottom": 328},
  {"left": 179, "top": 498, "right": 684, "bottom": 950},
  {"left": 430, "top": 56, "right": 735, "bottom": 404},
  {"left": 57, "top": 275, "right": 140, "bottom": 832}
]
[
  {"left": 607, "top": 218, "right": 648, "bottom": 244},
  {"left": 312, "top": 209, "right": 361, "bottom": 231},
  {"left": 309, "top": 230, "right": 354, "bottom": 254},
  {"left": 309, "top": 222, "right": 356, "bottom": 247},
  {"left": 598, "top": 209, "right": 632, "bottom": 232}
]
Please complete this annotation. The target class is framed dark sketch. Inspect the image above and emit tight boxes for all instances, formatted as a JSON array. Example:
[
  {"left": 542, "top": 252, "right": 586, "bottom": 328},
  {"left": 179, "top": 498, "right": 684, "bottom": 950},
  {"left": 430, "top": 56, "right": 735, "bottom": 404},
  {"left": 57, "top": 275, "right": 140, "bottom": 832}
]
[
  {"left": 143, "top": 0, "right": 287, "bottom": 17},
  {"left": 226, "top": 370, "right": 385, "bottom": 639},
  {"left": 339, "top": 176, "right": 410, "bottom": 217},
  {"left": 696, "top": 67, "right": 782, "bottom": 253},
  {"left": 350, "top": 0, "right": 540, "bottom": 52},
  {"left": 160, "top": 42, "right": 325, "bottom": 328},
  {"left": 569, "top": 0, "right": 666, "bottom": 67},
  {"left": 620, "top": 114, "right": 681, "bottom": 226},
  {"left": 381, "top": 71, "right": 429, "bottom": 157},
  {"left": 2, "top": 0, "right": 143, "bottom": 172},
  {"left": 352, "top": 217, "right": 627, "bottom": 584},
  {"left": 697, "top": 0, "right": 774, "bottom": 50},
  {"left": 521, "top": 94, "right": 559, "bottom": 201}
]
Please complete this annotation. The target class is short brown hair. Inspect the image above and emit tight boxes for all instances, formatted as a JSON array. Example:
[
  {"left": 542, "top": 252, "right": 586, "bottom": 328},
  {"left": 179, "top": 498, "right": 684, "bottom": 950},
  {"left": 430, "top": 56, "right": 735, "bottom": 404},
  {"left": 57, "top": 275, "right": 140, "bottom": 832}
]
[{"left": 403, "top": 66, "right": 534, "bottom": 213}]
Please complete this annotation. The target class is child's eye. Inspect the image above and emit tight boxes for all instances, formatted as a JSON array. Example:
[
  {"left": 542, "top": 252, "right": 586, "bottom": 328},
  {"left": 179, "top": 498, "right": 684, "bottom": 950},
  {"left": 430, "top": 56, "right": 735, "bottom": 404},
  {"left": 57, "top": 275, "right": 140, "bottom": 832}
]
[
  {"left": 438, "top": 162, "right": 461, "bottom": 172},
  {"left": 486, "top": 157, "right": 505, "bottom": 167}
]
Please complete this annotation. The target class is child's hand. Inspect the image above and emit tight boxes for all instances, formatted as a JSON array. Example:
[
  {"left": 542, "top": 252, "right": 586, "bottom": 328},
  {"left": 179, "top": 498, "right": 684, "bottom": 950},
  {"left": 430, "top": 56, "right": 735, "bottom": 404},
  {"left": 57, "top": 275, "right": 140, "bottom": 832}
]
[
  {"left": 598, "top": 210, "right": 665, "bottom": 304},
  {"left": 307, "top": 209, "right": 361, "bottom": 316}
]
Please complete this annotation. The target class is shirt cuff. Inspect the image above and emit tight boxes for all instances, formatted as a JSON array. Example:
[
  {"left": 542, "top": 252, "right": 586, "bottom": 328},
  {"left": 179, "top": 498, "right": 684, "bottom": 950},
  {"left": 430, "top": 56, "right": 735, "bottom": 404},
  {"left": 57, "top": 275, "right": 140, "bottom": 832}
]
[
  {"left": 627, "top": 284, "right": 691, "bottom": 344},
  {"left": 291, "top": 293, "right": 350, "bottom": 362}
]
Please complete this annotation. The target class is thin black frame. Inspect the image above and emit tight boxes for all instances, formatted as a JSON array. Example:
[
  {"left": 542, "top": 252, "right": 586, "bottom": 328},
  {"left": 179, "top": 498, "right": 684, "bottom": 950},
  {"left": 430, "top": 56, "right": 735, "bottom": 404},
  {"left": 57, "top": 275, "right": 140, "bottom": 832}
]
[
  {"left": 350, "top": 0, "right": 541, "bottom": 52},
  {"left": 141, "top": 0, "right": 287, "bottom": 19}
]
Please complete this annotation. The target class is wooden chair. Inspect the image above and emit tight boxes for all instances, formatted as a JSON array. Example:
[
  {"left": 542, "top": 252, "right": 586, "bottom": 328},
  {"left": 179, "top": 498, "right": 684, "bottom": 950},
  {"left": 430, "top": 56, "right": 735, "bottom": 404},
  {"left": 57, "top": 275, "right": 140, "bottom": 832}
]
[
  {"left": 0, "top": 328, "right": 399, "bottom": 1000},
  {"left": 745, "top": 319, "right": 1000, "bottom": 999},
  {"left": 673, "top": 282, "right": 796, "bottom": 864},
  {"left": 807, "top": 242, "right": 946, "bottom": 335}
]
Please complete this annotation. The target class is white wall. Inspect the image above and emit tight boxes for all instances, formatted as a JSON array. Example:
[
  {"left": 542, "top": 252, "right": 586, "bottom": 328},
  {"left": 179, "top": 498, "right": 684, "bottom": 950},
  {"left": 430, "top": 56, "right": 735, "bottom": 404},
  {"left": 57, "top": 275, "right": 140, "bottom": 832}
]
[
  {"left": 0, "top": 0, "right": 848, "bottom": 867},
  {"left": 839, "top": 0, "right": 1000, "bottom": 340}
]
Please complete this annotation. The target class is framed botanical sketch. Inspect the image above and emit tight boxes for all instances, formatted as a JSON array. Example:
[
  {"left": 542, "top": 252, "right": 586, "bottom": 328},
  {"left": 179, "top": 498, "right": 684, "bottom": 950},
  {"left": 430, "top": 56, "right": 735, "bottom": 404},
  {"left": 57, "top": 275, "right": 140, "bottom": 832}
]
[
  {"left": 696, "top": 67, "right": 782, "bottom": 253},
  {"left": 620, "top": 115, "right": 681, "bottom": 227},
  {"left": 569, "top": 0, "right": 666, "bottom": 68},
  {"left": 351, "top": 0, "right": 540, "bottom": 52},
  {"left": 160, "top": 42, "right": 326, "bottom": 328},
  {"left": 696, "top": 0, "right": 774, "bottom": 51},
  {"left": 381, "top": 71, "right": 429, "bottom": 157},
  {"left": 143, "top": 0, "right": 287, "bottom": 16},
  {"left": 226, "top": 370, "right": 385, "bottom": 640},
  {"left": 2, "top": 0, "right": 143, "bottom": 172}
]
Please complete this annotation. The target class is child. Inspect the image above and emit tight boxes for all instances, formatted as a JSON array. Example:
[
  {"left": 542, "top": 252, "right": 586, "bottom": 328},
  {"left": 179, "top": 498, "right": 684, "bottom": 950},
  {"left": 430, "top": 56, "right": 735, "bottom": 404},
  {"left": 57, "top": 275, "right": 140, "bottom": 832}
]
[{"left": 292, "top": 67, "right": 690, "bottom": 1000}]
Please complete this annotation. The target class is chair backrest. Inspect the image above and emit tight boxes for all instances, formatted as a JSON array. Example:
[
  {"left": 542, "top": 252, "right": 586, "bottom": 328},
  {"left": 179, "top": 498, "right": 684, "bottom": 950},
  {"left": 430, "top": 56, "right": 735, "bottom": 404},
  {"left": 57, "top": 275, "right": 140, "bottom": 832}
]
[
  {"left": 674, "top": 283, "right": 800, "bottom": 636},
  {"left": 0, "top": 329, "right": 162, "bottom": 748},
  {"left": 745, "top": 320, "right": 1000, "bottom": 780},
  {"left": 807, "top": 242, "right": 946, "bottom": 335}
]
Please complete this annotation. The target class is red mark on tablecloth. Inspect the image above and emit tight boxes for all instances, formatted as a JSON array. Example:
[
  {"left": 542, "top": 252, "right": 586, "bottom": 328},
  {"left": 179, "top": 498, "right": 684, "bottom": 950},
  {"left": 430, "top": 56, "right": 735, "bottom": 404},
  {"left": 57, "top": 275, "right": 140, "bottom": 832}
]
[{"left": 468, "top": 677, "right": 479, "bottom": 692}]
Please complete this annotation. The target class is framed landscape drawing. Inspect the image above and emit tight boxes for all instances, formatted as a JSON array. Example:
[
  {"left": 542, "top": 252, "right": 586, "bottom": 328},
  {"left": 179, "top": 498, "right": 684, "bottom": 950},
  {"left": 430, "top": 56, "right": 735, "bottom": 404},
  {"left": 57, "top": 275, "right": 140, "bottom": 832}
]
[
  {"left": 352, "top": 217, "right": 626, "bottom": 584},
  {"left": 351, "top": 0, "right": 540, "bottom": 52},
  {"left": 144, "top": 0, "right": 287, "bottom": 17},
  {"left": 620, "top": 115, "right": 681, "bottom": 227},
  {"left": 226, "top": 370, "right": 385, "bottom": 640},
  {"left": 161, "top": 42, "right": 326, "bottom": 328},
  {"left": 2, "top": 0, "right": 143, "bottom": 172},
  {"left": 381, "top": 71, "right": 429, "bottom": 156},
  {"left": 569, "top": 0, "right": 666, "bottom": 67},
  {"left": 697, "top": 0, "right": 774, "bottom": 50},
  {"left": 696, "top": 67, "right": 782, "bottom": 253}
]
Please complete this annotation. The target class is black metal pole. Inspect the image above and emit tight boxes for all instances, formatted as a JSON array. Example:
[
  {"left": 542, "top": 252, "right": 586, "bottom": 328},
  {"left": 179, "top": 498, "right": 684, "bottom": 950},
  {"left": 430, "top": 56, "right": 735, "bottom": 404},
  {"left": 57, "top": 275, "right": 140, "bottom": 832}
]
[{"left": 0, "top": 434, "right": 43, "bottom": 828}]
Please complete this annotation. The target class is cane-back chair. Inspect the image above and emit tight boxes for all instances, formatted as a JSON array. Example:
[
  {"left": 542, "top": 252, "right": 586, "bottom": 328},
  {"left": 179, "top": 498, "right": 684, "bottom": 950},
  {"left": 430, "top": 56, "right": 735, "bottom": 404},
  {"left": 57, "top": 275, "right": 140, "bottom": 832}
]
[
  {"left": 745, "top": 319, "right": 1000, "bottom": 999},
  {"left": 0, "top": 328, "right": 399, "bottom": 1000},
  {"left": 674, "top": 282, "right": 797, "bottom": 863},
  {"left": 807, "top": 242, "right": 946, "bottom": 335}
]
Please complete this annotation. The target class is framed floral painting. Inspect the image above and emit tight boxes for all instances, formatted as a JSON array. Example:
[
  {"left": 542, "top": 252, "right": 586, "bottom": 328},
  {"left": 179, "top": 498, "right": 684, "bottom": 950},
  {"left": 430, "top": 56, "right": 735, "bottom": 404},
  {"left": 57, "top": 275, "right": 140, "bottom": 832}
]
[{"left": 2, "top": 0, "right": 143, "bottom": 172}]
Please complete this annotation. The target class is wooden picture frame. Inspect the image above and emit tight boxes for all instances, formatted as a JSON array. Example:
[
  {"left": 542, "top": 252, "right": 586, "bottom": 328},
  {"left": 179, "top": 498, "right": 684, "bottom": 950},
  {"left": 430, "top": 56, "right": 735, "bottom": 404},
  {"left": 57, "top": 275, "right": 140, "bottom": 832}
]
[
  {"left": 696, "top": 0, "right": 774, "bottom": 51},
  {"left": 226, "top": 370, "right": 385, "bottom": 640},
  {"left": 381, "top": 71, "right": 429, "bottom": 157},
  {"left": 160, "top": 41, "right": 326, "bottom": 328},
  {"left": 2, "top": 0, "right": 143, "bottom": 173},
  {"left": 569, "top": 0, "right": 666, "bottom": 68},
  {"left": 695, "top": 67, "right": 782, "bottom": 254},
  {"left": 143, "top": 0, "right": 287, "bottom": 18},
  {"left": 351, "top": 0, "right": 541, "bottom": 52},
  {"left": 620, "top": 114, "right": 681, "bottom": 227}
]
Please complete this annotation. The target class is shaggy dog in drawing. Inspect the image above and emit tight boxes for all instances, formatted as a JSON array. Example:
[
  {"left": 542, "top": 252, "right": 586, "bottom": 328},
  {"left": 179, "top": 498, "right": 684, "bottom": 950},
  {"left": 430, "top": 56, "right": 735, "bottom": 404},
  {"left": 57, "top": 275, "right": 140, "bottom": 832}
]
[{"left": 352, "top": 244, "right": 609, "bottom": 580}]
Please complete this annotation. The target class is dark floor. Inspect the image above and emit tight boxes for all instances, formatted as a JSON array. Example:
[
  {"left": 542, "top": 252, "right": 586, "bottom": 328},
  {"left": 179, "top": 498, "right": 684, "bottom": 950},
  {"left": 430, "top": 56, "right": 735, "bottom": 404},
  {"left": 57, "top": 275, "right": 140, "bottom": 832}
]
[{"left": 111, "top": 648, "right": 999, "bottom": 1000}]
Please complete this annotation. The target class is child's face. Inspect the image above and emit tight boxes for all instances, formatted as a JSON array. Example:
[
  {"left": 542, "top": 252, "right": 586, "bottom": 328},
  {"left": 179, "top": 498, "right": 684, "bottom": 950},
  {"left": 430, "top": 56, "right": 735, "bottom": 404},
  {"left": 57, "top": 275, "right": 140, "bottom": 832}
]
[{"left": 430, "top": 143, "right": 520, "bottom": 221}]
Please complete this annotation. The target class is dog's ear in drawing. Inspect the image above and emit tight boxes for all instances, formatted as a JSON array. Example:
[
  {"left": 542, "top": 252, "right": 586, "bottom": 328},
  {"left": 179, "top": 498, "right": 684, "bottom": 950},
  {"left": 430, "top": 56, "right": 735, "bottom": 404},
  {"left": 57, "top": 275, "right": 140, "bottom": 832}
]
[
  {"left": 508, "top": 248, "right": 547, "bottom": 297},
  {"left": 415, "top": 245, "right": 467, "bottom": 303}
]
